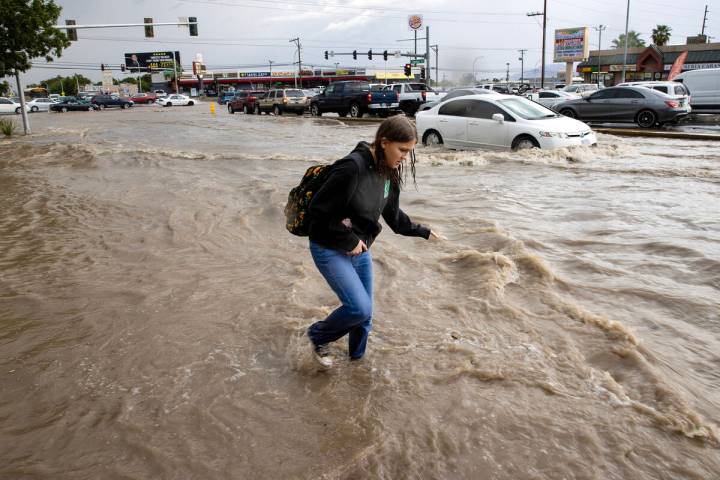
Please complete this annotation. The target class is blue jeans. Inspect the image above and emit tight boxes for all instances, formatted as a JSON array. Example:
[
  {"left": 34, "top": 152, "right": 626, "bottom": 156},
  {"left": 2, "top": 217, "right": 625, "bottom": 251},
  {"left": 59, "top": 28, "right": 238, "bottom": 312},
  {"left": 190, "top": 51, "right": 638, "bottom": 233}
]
[{"left": 308, "top": 241, "right": 373, "bottom": 360}]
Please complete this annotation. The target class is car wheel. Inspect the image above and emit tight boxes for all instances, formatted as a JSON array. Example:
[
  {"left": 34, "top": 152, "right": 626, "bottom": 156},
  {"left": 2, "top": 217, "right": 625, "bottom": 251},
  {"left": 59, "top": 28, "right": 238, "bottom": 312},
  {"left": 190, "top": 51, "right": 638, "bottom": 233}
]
[
  {"left": 121, "top": 104, "right": 127, "bottom": 109},
  {"left": 423, "top": 130, "right": 444, "bottom": 146},
  {"left": 31, "top": 106, "right": 39, "bottom": 112},
  {"left": 15, "top": 107, "right": 21, "bottom": 114},
  {"left": 188, "top": 101, "right": 194, "bottom": 106},
  {"left": 61, "top": 107, "right": 68, "bottom": 113},
  {"left": 349, "top": 103, "right": 362, "bottom": 118},
  {"left": 559, "top": 108, "right": 576, "bottom": 118},
  {"left": 511, "top": 135, "right": 540, "bottom": 151},
  {"left": 273, "top": 105, "right": 282, "bottom": 116},
  {"left": 166, "top": 102, "right": 172, "bottom": 107},
  {"left": 228, "top": 104, "right": 234, "bottom": 114},
  {"left": 100, "top": 104, "right": 106, "bottom": 110},
  {"left": 636, "top": 109, "right": 658, "bottom": 129},
  {"left": 243, "top": 105, "right": 249, "bottom": 114},
  {"left": 254, "top": 104, "right": 260, "bottom": 115},
  {"left": 310, "top": 104, "right": 321, "bottom": 116}
]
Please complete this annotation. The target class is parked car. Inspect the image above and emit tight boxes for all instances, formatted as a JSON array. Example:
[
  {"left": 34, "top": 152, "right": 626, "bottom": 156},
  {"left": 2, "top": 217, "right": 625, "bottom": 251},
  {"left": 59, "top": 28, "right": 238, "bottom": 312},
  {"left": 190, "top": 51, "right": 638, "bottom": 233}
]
[
  {"left": 217, "top": 91, "right": 238, "bottom": 105},
  {"left": 563, "top": 83, "right": 601, "bottom": 97},
  {"left": 48, "top": 93, "right": 61, "bottom": 102},
  {"left": 552, "top": 86, "right": 691, "bottom": 128},
  {"left": 227, "top": 90, "right": 265, "bottom": 114},
  {"left": 419, "top": 87, "right": 500, "bottom": 112},
  {"left": 156, "top": 94, "right": 195, "bottom": 107},
  {"left": 255, "top": 88, "right": 308, "bottom": 115},
  {"left": 130, "top": 92, "right": 157, "bottom": 104},
  {"left": 91, "top": 94, "right": 133, "bottom": 109},
  {"left": 416, "top": 94, "right": 597, "bottom": 150},
  {"left": 50, "top": 97, "right": 99, "bottom": 112},
  {"left": 616, "top": 81, "right": 691, "bottom": 108},
  {"left": 673, "top": 68, "right": 720, "bottom": 113},
  {"left": 385, "top": 83, "right": 444, "bottom": 116},
  {"left": 310, "top": 81, "right": 399, "bottom": 118},
  {"left": 26, "top": 97, "right": 56, "bottom": 112},
  {"left": 154, "top": 90, "right": 168, "bottom": 98},
  {"left": 0, "top": 97, "right": 30, "bottom": 114},
  {"left": 525, "top": 90, "right": 582, "bottom": 109}
]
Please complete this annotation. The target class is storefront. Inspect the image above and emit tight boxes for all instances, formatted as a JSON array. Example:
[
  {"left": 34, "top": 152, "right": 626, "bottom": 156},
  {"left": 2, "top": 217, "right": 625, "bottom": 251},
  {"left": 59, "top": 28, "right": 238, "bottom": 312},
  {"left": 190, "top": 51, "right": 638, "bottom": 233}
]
[{"left": 578, "top": 41, "right": 720, "bottom": 85}]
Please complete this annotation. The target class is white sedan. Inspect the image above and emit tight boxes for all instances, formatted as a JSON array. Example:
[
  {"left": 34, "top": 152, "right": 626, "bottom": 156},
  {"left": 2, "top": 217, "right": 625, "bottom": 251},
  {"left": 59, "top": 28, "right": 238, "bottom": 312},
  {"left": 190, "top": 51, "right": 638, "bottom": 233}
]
[
  {"left": 0, "top": 97, "right": 30, "bottom": 114},
  {"left": 26, "top": 97, "right": 57, "bottom": 112},
  {"left": 415, "top": 94, "right": 597, "bottom": 151},
  {"left": 156, "top": 94, "right": 195, "bottom": 107},
  {"left": 525, "top": 90, "right": 581, "bottom": 109}
]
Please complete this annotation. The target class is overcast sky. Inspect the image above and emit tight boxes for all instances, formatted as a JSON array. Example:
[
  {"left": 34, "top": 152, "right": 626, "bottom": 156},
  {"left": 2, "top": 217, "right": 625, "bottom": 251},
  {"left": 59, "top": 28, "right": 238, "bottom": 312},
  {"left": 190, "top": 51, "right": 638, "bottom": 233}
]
[{"left": 18, "top": 0, "right": 718, "bottom": 84}]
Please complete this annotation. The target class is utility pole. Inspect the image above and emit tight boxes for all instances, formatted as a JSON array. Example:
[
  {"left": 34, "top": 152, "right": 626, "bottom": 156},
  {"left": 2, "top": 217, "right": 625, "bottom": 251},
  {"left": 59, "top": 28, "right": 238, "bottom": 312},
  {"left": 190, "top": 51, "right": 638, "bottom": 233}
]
[
  {"left": 621, "top": 0, "right": 631, "bottom": 83},
  {"left": 593, "top": 25, "right": 607, "bottom": 87},
  {"left": 425, "top": 26, "right": 430, "bottom": 85},
  {"left": 701, "top": 5, "right": 709, "bottom": 36},
  {"left": 527, "top": 0, "right": 547, "bottom": 88},
  {"left": 289, "top": 37, "right": 302, "bottom": 88},
  {"left": 518, "top": 49, "right": 527, "bottom": 83},
  {"left": 431, "top": 44, "right": 439, "bottom": 85},
  {"left": 506, "top": 63, "right": 510, "bottom": 81}
]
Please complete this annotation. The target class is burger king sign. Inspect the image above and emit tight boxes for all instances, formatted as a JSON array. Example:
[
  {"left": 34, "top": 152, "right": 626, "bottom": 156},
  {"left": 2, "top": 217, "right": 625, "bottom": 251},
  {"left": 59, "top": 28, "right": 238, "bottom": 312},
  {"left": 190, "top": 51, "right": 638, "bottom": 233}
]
[{"left": 408, "top": 14, "right": 423, "bottom": 30}]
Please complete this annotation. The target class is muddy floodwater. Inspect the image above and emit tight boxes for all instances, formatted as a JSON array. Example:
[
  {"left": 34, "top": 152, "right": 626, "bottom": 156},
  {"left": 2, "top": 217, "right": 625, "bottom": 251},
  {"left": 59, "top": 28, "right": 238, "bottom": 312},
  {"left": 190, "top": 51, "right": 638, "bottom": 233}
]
[{"left": 1, "top": 105, "right": 719, "bottom": 479}]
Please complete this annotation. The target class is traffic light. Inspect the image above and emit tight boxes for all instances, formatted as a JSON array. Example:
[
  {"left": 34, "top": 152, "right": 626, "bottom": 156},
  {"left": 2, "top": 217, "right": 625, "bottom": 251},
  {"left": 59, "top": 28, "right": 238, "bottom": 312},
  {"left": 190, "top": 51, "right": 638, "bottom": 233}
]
[
  {"left": 367, "top": 50, "right": 373, "bottom": 60},
  {"left": 65, "top": 20, "right": 77, "bottom": 41},
  {"left": 188, "top": 16, "right": 198, "bottom": 36},
  {"left": 383, "top": 50, "right": 388, "bottom": 61},
  {"left": 324, "top": 51, "right": 329, "bottom": 60},
  {"left": 404, "top": 63, "right": 411, "bottom": 76},
  {"left": 144, "top": 18, "right": 154, "bottom": 38},
  {"left": 100, "top": 63, "right": 105, "bottom": 72},
  {"left": 420, "top": 67, "right": 426, "bottom": 79},
  {"left": 352, "top": 50, "right": 357, "bottom": 60}
]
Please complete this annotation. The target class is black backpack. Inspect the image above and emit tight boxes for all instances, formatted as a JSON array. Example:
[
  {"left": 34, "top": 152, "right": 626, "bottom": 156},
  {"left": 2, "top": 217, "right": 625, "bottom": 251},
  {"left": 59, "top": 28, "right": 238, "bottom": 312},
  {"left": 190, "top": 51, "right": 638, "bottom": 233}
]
[
  {"left": 284, "top": 152, "right": 365, "bottom": 236},
  {"left": 284, "top": 164, "right": 335, "bottom": 236}
]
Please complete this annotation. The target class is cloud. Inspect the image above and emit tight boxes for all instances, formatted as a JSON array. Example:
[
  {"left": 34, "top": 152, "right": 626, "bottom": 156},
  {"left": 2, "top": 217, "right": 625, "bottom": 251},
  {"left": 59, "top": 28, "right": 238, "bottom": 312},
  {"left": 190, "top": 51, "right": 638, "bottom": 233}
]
[{"left": 323, "top": 11, "right": 373, "bottom": 32}]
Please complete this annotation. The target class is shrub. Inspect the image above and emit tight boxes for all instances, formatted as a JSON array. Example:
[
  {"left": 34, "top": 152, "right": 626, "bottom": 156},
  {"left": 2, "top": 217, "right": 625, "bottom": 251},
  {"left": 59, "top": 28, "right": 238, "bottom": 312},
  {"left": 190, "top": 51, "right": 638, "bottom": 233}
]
[{"left": 0, "top": 118, "right": 16, "bottom": 137}]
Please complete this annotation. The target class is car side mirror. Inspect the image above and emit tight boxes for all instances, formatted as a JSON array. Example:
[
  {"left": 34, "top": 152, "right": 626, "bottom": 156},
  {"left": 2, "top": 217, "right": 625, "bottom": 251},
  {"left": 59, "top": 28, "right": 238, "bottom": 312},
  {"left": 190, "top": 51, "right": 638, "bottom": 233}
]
[{"left": 492, "top": 113, "right": 504, "bottom": 123}]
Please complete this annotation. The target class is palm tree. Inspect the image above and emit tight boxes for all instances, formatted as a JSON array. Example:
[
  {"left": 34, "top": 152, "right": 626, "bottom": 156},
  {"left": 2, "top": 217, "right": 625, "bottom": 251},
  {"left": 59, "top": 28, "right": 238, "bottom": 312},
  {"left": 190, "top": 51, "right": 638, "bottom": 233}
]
[
  {"left": 611, "top": 30, "right": 646, "bottom": 49},
  {"left": 651, "top": 25, "right": 672, "bottom": 46}
]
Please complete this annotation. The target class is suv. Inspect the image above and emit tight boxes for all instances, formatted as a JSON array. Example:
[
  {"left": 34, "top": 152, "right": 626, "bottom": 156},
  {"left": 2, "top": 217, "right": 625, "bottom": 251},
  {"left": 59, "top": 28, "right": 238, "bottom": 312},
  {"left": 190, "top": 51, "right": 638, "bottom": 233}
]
[
  {"left": 228, "top": 91, "right": 264, "bottom": 114},
  {"left": 91, "top": 95, "right": 133, "bottom": 109},
  {"left": 615, "top": 81, "right": 691, "bottom": 108},
  {"left": 255, "top": 89, "right": 307, "bottom": 115}
]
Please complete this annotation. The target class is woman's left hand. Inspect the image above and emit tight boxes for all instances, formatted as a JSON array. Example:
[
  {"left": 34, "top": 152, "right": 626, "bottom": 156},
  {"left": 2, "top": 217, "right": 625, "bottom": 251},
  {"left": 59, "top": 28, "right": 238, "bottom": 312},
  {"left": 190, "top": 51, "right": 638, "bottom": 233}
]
[{"left": 429, "top": 229, "right": 447, "bottom": 241}]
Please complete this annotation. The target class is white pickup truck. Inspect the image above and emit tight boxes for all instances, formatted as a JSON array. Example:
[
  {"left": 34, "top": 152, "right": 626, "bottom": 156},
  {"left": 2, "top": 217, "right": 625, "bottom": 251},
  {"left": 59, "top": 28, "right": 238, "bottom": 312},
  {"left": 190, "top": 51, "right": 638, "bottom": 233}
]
[{"left": 384, "top": 83, "right": 445, "bottom": 116}]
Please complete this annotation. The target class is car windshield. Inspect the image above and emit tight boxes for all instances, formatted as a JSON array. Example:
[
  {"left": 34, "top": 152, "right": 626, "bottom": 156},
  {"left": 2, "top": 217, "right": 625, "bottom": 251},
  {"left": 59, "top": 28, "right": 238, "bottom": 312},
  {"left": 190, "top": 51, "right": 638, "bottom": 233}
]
[
  {"left": 498, "top": 97, "right": 557, "bottom": 120},
  {"left": 286, "top": 90, "right": 304, "bottom": 97}
]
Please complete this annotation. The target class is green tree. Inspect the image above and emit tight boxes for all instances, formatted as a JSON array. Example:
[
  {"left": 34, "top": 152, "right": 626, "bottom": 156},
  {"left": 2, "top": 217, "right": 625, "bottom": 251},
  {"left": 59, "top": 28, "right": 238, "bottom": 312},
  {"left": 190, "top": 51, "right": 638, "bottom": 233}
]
[
  {"left": 0, "top": 80, "right": 12, "bottom": 96},
  {"left": 38, "top": 74, "right": 92, "bottom": 96},
  {"left": 118, "top": 74, "right": 151, "bottom": 92},
  {"left": 0, "top": 0, "right": 71, "bottom": 77},
  {"left": 611, "top": 30, "right": 646, "bottom": 49},
  {"left": 651, "top": 25, "right": 672, "bottom": 46}
]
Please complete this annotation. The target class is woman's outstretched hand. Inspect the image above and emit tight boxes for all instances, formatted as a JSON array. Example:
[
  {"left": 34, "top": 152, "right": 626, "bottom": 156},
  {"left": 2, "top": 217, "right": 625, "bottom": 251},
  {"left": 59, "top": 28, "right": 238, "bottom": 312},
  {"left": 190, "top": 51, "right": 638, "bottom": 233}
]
[
  {"left": 429, "top": 230, "right": 447, "bottom": 241},
  {"left": 347, "top": 239, "right": 368, "bottom": 256}
]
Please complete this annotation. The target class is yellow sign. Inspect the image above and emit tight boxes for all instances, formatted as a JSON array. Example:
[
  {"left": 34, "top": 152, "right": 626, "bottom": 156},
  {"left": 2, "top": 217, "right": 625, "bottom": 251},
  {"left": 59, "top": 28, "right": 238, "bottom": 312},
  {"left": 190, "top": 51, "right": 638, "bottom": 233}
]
[{"left": 374, "top": 72, "right": 409, "bottom": 80}]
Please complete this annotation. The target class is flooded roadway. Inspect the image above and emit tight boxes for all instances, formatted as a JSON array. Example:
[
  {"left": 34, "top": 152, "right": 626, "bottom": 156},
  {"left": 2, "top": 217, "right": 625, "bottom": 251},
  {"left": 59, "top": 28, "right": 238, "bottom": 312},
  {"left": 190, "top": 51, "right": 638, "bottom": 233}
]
[{"left": 1, "top": 105, "right": 719, "bottom": 479}]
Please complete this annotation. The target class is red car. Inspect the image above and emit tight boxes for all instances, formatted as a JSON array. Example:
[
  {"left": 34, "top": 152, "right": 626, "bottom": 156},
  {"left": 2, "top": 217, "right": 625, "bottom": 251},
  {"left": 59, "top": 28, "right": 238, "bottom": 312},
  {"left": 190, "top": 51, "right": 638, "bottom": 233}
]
[
  {"left": 227, "top": 91, "right": 265, "bottom": 114},
  {"left": 130, "top": 92, "right": 157, "bottom": 104}
]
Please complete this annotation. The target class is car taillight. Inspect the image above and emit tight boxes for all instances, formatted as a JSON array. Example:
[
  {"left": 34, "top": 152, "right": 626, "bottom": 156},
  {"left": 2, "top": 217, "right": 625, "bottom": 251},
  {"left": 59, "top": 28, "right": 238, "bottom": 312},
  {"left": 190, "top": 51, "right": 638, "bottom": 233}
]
[
  {"left": 249, "top": 96, "right": 255, "bottom": 101},
  {"left": 367, "top": 92, "right": 372, "bottom": 103},
  {"left": 422, "top": 90, "right": 426, "bottom": 101},
  {"left": 665, "top": 100, "right": 679, "bottom": 108}
]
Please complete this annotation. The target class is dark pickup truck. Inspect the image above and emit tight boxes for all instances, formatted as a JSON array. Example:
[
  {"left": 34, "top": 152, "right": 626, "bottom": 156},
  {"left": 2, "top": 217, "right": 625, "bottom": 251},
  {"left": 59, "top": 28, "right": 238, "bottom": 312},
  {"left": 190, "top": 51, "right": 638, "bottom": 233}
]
[{"left": 310, "top": 81, "right": 399, "bottom": 118}]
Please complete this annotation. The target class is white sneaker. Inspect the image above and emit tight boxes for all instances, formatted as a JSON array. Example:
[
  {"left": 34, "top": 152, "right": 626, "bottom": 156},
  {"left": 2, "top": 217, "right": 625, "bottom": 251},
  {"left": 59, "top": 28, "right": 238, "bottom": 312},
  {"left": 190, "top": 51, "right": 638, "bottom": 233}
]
[{"left": 309, "top": 337, "right": 333, "bottom": 369}]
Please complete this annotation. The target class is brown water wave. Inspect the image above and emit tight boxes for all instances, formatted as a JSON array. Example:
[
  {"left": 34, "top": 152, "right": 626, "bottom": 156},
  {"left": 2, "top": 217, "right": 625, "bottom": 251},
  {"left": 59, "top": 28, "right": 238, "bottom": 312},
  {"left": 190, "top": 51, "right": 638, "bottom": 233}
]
[{"left": 2, "top": 123, "right": 719, "bottom": 479}]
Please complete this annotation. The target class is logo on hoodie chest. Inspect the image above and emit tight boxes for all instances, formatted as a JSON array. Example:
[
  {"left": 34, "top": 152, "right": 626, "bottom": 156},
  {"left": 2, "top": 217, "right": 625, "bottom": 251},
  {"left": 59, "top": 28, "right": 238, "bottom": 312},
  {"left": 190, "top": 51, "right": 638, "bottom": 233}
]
[{"left": 384, "top": 179, "right": 390, "bottom": 199}]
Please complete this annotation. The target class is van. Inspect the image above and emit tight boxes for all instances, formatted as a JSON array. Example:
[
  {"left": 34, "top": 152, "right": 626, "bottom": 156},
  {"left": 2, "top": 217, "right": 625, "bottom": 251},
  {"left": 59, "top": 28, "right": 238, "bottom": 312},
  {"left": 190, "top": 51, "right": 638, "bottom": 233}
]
[{"left": 673, "top": 68, "right": 720, "bottom": 113}]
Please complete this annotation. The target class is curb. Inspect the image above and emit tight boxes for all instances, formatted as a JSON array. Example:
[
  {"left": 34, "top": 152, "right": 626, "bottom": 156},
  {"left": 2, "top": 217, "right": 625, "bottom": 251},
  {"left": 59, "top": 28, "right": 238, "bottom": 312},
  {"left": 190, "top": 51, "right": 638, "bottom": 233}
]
[{"left": 594, "top": 128, "right": 720, "bottom": 141}]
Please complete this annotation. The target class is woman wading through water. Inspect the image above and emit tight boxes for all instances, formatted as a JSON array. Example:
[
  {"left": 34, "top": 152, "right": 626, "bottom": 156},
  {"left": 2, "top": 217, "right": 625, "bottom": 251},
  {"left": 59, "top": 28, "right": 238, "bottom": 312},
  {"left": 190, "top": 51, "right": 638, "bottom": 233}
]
[{"left": 306, "top": 115, "right": 442, "bottom": 368}]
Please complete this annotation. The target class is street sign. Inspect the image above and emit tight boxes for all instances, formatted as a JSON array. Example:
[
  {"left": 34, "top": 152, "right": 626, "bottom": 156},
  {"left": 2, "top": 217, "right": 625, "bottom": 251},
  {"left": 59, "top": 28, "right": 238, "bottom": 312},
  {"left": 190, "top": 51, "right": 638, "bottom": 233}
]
[
  {"left": 394, "top": 50, "right": 401, "bottom": 58},
  {"left": 410, "top": 59, "right": 424, "bottom": 65}
]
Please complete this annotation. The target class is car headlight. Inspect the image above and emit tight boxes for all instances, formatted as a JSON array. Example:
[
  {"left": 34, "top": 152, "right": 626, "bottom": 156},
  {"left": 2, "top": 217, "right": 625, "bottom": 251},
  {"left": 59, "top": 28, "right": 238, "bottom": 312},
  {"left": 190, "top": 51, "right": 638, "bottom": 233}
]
[{"left": 538, "top": 131, "right": 568, "bottom": 139}]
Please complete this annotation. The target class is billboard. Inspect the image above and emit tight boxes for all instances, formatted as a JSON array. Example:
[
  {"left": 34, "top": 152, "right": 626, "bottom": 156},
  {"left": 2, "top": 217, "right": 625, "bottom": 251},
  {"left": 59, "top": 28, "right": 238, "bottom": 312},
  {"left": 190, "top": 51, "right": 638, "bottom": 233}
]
[
  {"left": 124, "top": 51, "right": 181, "bottom": 72},
  {"left": 554, "top": 28, "right": 589, "bottom": 62}
]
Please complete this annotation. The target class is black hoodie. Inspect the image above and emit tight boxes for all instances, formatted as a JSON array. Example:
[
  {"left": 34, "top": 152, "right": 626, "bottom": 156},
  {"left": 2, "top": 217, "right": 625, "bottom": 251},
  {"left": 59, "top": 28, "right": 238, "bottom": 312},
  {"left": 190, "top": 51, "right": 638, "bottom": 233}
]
[{"left": 307, "top": 141, "right": 430, "bottom": 252}]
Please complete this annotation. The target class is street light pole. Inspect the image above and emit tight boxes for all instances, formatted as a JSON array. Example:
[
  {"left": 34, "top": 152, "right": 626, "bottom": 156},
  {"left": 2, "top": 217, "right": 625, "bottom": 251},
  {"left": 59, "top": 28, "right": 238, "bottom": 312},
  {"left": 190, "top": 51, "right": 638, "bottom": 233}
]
[
  {"left": 472, "top": 56, "right": 483, "bottom": 84},
  {"left": 594, "top": 25, "right": 607, "bottom": 87},
  {"left": 518, "top": 49, "right": 527, "bottom": 84},
  {"left": 621, "top": 0, "right": 631, "bottom": 83}
]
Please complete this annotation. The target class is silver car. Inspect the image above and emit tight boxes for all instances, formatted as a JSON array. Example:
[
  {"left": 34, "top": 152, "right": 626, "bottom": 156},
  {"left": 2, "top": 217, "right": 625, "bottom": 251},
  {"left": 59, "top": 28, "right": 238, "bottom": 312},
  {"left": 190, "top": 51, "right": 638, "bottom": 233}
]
[
  {"left": 26, "top": 97, "right": 56, "bottom": 112},
  {"left": 552, "top": 86, "right": 691, "bottom": 128}
]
